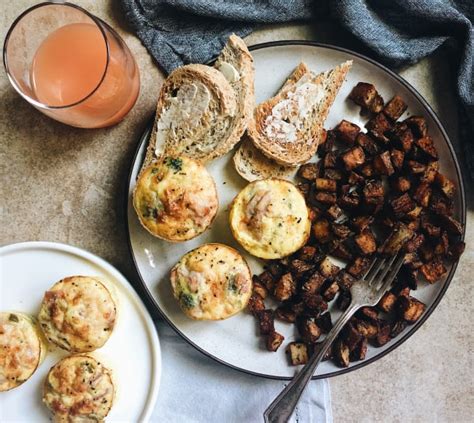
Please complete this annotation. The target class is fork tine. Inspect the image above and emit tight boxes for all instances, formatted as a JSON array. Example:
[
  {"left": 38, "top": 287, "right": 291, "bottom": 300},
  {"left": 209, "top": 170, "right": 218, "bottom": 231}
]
[
  {"left": 370, "top": 254, "right": 399, "bottom": 286},
  {"left": 377, "top": 253, "right": 406, "bottom": 293},
  {"left": 363, "top": 256, "right": 386, "bottom": 282}
]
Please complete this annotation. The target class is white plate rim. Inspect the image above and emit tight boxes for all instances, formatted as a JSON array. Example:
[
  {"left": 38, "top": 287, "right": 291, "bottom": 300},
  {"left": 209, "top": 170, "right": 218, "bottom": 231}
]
[
  {"left": 125, "top": 41, "right": 466, "bottom": 380},
  {"left": 0, "top": 240, "right": 162, "bottom": 421}
]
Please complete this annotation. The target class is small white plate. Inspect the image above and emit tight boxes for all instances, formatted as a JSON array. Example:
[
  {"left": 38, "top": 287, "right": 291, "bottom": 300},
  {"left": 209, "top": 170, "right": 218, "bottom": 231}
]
[
  {"left": 0, "top": 241, "right": 161, "bottom": 421},
  {"left": 127, "top": 42, "right": 465, "bottom": 379}
]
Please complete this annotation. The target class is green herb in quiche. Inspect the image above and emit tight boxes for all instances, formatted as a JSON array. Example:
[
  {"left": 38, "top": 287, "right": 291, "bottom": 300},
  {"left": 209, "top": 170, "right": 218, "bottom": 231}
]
[
  {"left": 180, "top": 293, "right": 195, "bottom": 309},
  {"left": 165, "top": 157, "right": 183, "bottom": 173}
]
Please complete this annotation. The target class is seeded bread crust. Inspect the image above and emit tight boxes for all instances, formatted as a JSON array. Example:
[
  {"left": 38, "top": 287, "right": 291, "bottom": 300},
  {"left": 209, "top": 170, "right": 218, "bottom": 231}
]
[{"left": 247, "top": 61, "right": 352, "bottom": 166}]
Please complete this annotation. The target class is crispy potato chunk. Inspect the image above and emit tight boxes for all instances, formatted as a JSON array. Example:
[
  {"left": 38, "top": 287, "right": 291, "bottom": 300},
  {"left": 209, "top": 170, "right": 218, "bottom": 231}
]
[
  {"left": 287, "top": 342, "right": 309, "bottom": 365},
  {"left": 383, "top": 95, "right": 407, "bottom": 121},
  {"left": 266, "top": 331, "right": 285, "bottom": 352},
  {"left": 334, "top": 120, "right": 360, "bottom": 144},
  {"left": 342, "top": 147, "right": 366, "bottom": 171},
  {"left": 398, "top": 296, "right": 426, "bottom": 323},
  {"left": 274, "top": 273, "right": 296, "bottom": 301}
]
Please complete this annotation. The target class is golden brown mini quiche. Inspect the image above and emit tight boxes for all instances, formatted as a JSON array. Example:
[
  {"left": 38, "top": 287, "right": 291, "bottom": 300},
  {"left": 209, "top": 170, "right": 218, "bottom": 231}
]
[
  {"left": 170, "top": 243, "right": 252, "bottom": 320},
  {"left": 0, "top": 312, "right": 48, "bottom": 392},
  {"left": 229, "top": 178, "right": 311, "bottom": 259},
  {"left": 43, "top": 355, "right": 114, "bottom": 422},
  {"left": 133, "top": 156, "right": 219, "bottom": 242},
  {"left": 38, "top": 276, "right": 117, "bottom": 353}
]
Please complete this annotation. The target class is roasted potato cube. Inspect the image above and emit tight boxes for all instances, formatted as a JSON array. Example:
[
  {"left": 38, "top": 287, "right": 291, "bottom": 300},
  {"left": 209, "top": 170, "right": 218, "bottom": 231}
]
[
  {"left": 315, "top": 313, "right": 333, "bottom": 334},
  {"left": 406, "top": 160, "right": 427, "bottom": 174},
  {"left": 360, "top": 163, "right": 376, "bottom": 178},
  {"left": 330, "top": 241, "right": 353, "bottom": 261},
  {"left": 437, "top": 214, "right": 463, "bottom": 235},
  {"left": 335, "top": 271, "right": 357, "bottom": 291},
  {"left": 404, "top": 116, "right": 428, "bottom": 138},
  {"left": 315, "top": 178, "right": 337, "bottom": 192},
  {"left": 366, "top": 113, "right": 392, "bottom": 143},
  {"left": 369, "top": 94, "right": 385, "bottom": 114},
  {"left": 267, "top": 262, "right": 284, "bottom": 278},
  {"left": 252, "top": 278, "right": 268, "bottom": 299},
  {"left": 342, "top": 323, "right": 363, "bottom": 351},
  {"left": 380, "top": 222, "right": 414, "bottom": 255},
  {"left": 415, "top": 136, "right": 438, "bottom": 160},
  {"left": 323, "top": 151, "right": 338, "bottom": 168},
  {"left": 374, "top": 151, "right": 395, "bottom": 175},
  {"left": 297, "top": 245, "right": 318, "bottom": 262},
  {"left": 383, "top": 95, "right": 407, "bottom": 121},
  {"left": 390, "top": 149, "right": 405, "bottom": 170},
  {"left": 420, "top": 259, "right": 447, "bottom": 283},
  {"left": 429, "top": 191, "right": 454, "bottom": 216},
  {"left": 391, "top": 175, "right": 411, "bottom": 193},
  {"left": 349, "top": 338, "right": 368, "bottom": 362},
  {"left": 332, "top": 223, "right": 352, "bottom": 239},
  {"left": 287, "top": 342, "right": 309, "bottom": 365},
  {"left": 302, "top": 293, "right": 328, "bottom": 315},
  {"left": 363, "top": 179, "right": 385, "bottom": 199},
  {"left": 326, "top": 204, "right": 343, "bottom": 221},
  {"left": 337, "top": 289, "right": 352, "bottom": 310},
  {"left": 257, "top": 270, "right": 275, "bottom": 291},
  {"left": 356, "top": 132, "right": 381, "bottom": 156},
  {"left": 274, "top": 273, "right": 296, "bottom": 301},
  {"left": 377, "top": 291, "right": 398, "bottom": 313},
  {"left": 298, "top": 318, "right": 322, "bottom": 343},
  {"left": 298, "top": 163, "right": 320, "bottom": 180},
  {"left": 347, "top": 256, "right": 371, "bottom": 278},
  {"left": 289, "top": 259, "right": 316, "bottom": 279},
  {"left": 302, "top": 271, "right": 326, "bottom": 294},
  {"left": 421, "top": 216, "right": 441, "bottom": 238},
  {"left": 334, "top": 120, "right": 360, "bottom": 144},
  {"left": 353, "top": 319, "right": 378, "bottom": 339},
  {"left": 413, "top": 182, "right": 432, "bottom": 207},
  {"left": 398, "top": 296, "right": 426, "bottom": 323},
  {"left": 391, "top": 193, "right": 416, "bottom": 218},
  {"left": 275, "top": 305, "right": 297, "bottom": 323},
  {"left": 247, "top": 293, "right": 265, "bottom": 316},
  {"left": 348, "top": 82, "right": 380, "bottom": 110},
  {"left": 342, "top": 146, "right": 366, "bottom": 170},
  {"left": 266, "top": 331, "right": 285, "bottom": 352},
  {"left": 404, "top": 233, "right": 425, "bottom": 253},
  {"left": 348, "top": 171, "right": 365, "bottom": 185},
  {"left": 297, "top": 182, "right": 311, "bottom": 196},
  {"left": 322, "top": 280, "right": 340, "bottom": 301},
  {"left": 319, "top": 257, "right": 340, "bottom": 279},
  {"left": 358, "top": 306, "right": 379, "bottom": 321},
  {"left": 257, "top": 310, "right": 274, "bottom": 335},
  {"left": 420, "top": 160, "right": 440, "bottom": 184},
  {"left": 390, "top": 319, "right": 408, "bottom": 338},
  {"left": 434, "top": 230, "right": 449, "bottom": 256},
  {"left": 313, "top": 219, "right": 331, "bottom": 243},
  {"left": 373, "top": 321, "right": 391, "bottom": 347},
  {"left": 314, "top": 191, "right": 337, "bottom": 205},
  {"left": 448, "top": 240, "right": 466, "bottom": 261},
  {"left": 387, "top": 123, "right": 414, "bottom": 152},
  {"left": 324, "top": 168, "right": 344, "bottom": 181},
  {"left": 338, "top": 191, "right": 361, "bottom": 210},
  {"left": 333, "top": 339, "right": 350, "bottom": 367},
  {"left": 350, "top": 215, "right": 374, "bottom": 234},
  {"left": 435, "top": 173, "right": 456, "bottom": 199},
  {"left": 354, "top": 230, "right": 377, "bottom": 255}
]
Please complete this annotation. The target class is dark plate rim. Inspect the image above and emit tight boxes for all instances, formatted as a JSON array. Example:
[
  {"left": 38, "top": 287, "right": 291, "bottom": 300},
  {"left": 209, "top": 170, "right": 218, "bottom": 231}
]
[{"left": 124, "top": 40, "right": 466, "bottom": 380}]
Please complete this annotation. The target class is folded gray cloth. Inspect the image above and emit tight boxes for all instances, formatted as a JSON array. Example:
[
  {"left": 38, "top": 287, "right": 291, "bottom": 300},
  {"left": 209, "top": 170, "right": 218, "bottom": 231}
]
[{"left": 120, "top": 0, "right": 473, "bottom": 175}]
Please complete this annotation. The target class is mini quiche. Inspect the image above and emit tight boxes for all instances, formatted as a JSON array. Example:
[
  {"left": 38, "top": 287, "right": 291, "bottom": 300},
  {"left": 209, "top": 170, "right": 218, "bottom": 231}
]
[
  {"left": 43, "top": 355, "right": 114, "bottom": 422},
  {"left": 0, "top": 312, "right": 48, "bottom": 392},
  {"left": 170, "top": 243, "right": 252, "bottom": 320},
  {"left": 229, "top": 178, "right": 311, "bottom": 259},
  {"left": 133, "top": 156, "right": 219, "bottom": 242},
  {"left": 38, "top": 276, "right": 117, "bottom": 353}
]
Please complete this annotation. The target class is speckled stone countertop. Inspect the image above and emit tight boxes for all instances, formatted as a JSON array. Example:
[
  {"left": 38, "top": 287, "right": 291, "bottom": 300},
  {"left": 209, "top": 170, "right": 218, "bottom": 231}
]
[{"left": 1, "top": 1, "right": 473, "bottom": 421}]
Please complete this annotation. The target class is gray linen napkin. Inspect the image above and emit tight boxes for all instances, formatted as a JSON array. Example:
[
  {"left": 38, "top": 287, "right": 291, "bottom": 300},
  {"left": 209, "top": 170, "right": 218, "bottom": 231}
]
[{"left": 121, "top": 0, "right": 473, "bottom": 178}]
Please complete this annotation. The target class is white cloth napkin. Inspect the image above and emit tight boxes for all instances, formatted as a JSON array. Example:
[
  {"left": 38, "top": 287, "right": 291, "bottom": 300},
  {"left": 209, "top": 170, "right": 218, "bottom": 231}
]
[{"left": 150, "top": 320, "right": 332, "bottom": 423}]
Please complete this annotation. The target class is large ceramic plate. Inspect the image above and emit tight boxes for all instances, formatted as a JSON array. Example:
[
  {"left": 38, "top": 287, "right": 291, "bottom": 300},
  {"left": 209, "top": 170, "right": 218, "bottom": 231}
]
[
  {"left": 126, "top": 42, "right": 465, "bottom": 379},
  {"left": 0, "top": 241, "right": 161, "bottom": 421}
]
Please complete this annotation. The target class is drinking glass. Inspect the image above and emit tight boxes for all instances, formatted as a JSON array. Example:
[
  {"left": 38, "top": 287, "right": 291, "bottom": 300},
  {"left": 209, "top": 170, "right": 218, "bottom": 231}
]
[{"left": 3, "top": 2, "right": 140, "bottom": 128}]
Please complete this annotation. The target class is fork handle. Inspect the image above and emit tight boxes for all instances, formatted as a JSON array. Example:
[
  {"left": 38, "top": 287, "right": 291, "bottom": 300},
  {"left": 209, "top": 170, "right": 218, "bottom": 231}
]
[{"left": 263, "top": 303, "right": 360, "bottom": 423}]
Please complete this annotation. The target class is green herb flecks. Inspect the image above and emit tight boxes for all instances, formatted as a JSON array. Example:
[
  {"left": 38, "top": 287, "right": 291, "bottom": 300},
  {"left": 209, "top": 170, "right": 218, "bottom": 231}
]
[
  {"left": 165, "top": 157, "right": 183, "bottom": 173},
  {"left": 180, "top": 293, "right": 195, "bottom": 309},
  {"left": 227, "top": 275, "right": 240, "bottom": 294}
]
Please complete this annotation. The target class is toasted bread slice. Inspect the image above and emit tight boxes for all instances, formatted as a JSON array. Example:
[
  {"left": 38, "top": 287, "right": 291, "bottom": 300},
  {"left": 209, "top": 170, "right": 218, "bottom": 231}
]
[
  {"left": 213, "top": 34, "right": 255, "bottom": 159},
  {"left": 233, "top": 135, "right": 296, "bottom": 181},
  {"left": 144, "top": 35, "right": 254, "bottom": 167},
  {"left": 143, "top": 63, "right": 236, "bottom": 168},
  {"left": 247, "top": 61, "right": 352, "bottom": 166}
]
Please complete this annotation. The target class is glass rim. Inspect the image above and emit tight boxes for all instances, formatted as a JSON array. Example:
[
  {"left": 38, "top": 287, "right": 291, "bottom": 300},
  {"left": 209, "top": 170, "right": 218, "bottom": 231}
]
[{"left": 3, "top": 1, "right": 110, "bottom": 110}]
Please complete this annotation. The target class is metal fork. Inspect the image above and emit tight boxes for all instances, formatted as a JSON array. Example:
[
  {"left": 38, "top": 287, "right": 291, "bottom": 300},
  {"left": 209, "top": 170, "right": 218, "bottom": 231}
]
[{"left": 263, "top": 252, "right": 406, "bottom": 423}]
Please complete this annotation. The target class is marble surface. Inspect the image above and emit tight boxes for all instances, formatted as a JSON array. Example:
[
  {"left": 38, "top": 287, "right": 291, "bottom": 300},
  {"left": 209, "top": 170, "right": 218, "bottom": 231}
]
[{"left": 1, "top": 1, "right": 472, "bottom": 422}]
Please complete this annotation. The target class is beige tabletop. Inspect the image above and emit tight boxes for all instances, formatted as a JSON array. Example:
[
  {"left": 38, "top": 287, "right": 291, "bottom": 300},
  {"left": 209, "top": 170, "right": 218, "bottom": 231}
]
[{"left": 1, "top": 1, "right": 473, "bottom": 421}]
